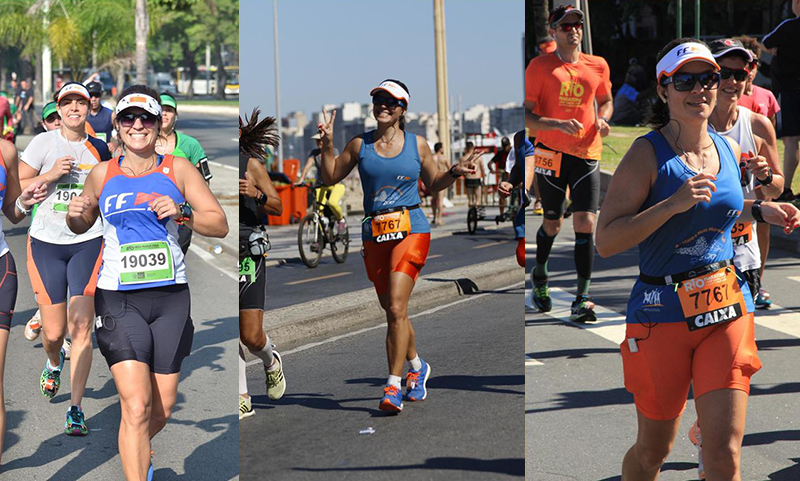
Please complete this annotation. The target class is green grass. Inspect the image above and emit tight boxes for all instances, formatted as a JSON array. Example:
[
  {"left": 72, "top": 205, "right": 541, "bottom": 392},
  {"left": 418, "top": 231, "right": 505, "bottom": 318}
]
[{"left": 601, "top": 125, "right": 795, "bottom": 194}]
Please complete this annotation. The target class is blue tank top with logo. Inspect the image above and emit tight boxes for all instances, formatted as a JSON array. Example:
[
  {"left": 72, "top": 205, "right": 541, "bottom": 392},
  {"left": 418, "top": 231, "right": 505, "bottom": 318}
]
[
  {"left": 358, "top": 130, "right": 430, "bottom": 241},
  {"left": 626, "top": 130, "right": 753, "bottom": 324}
]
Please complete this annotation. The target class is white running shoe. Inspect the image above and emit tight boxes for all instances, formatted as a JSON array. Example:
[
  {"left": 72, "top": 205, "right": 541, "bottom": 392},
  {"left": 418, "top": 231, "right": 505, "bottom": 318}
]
[
  {"left": 24, "top": 310, "right": 42, "bottom": 341},
  {"left": 266, "top": 351, "right": 286, "bottom": 400},
  {"left": 62, "top": 338, "right": 72, "bottom": 360}
]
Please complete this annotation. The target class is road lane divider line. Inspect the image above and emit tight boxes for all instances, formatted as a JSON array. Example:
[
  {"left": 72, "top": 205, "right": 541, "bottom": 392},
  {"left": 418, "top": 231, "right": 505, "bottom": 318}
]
[
  {"left": 189, "top": 244, "right": 237, "bottom": 281},
  {"left": 474, "top": 240, "right": 510, "bottom": 249},
  {"left": 246, "top": 281, "right": 524, "bottom": 366},
  {"left": 208, "top": 160, "right": 238, "bottom": 172},
  {"left": 752, "top": 302, "right": 800, "bottom": 339},
  {"left": 427, "top": 254, "right": 443, "bottom": 260},
  {"left": 526, "top": 287, "right": 626, "bottom": 345},
  {"left": 787, "top": 276, "right": 800, "bottom": 284},
  {"left": 284, "top": 271, "right": 352, "bottom": 286}
]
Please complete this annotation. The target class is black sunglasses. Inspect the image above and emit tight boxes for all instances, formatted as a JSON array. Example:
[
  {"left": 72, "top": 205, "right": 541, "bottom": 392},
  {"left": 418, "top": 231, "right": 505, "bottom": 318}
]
[
  {"left": 661, "top": 71, "right": 720, "bottom": 92},
  {"left": 372, "top": 95, "right": 406, "bottom": 109},
  {"left": 719, "top": 67, "right": 750, "bottom": 82},
  {"left": 44, "top": 114, "right": 60, "bottom": 124},
  {"left": 89, "top": 93, "right": 101, "bottom": 98},
  {"left": 119, "top": 112, "right": 158, "bottom": 128}
]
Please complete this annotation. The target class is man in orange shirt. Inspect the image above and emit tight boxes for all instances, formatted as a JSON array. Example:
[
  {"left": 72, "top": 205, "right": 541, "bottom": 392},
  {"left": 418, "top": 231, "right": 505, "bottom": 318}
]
[{"left": 524, "top": 5, "right": 613, "bottom": 323}]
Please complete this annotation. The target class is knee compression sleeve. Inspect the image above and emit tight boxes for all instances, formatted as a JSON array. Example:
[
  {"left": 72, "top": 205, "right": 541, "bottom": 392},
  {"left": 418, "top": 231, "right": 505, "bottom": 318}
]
[{"left": 575, "top": 232, "right": 594, "bottom": 295}]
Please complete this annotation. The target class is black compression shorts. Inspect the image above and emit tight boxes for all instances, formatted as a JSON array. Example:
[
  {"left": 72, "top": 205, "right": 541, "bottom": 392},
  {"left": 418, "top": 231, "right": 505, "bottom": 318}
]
[
  {"left": 534, "top": 143, "right": 600, "bottom": 220},
  {"left": 239, "top": 256, "right": 267, "bottom": 311},
  {"left": 0, "top": 253, "right": 18, "bottom": 330},
  {"left": 95, "top": 284, "right": 193, "bottom": 374}
]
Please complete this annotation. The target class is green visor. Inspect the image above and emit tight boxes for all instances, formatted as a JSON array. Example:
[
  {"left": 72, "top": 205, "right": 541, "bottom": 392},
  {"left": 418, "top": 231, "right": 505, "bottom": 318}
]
[
  {"left": 160, "top": 94, "right": 177, "bottom": 110},
  {"left": 41, "top": 102, "right": 58, "bottom": 119}
]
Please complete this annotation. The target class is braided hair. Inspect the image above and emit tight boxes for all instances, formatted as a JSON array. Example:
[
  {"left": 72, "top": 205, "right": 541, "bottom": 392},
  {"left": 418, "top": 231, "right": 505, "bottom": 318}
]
[{"left": 239, "top": 107, "right": 280, "bottom": 160}]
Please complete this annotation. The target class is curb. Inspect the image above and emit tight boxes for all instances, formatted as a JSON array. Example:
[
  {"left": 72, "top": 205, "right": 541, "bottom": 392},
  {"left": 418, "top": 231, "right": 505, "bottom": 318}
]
[
  {"left": 598, "top": 169, "right": 800, "bottom": 255},
  {"left": 255, "top": 256, "right": 523, "bottom": 354}
]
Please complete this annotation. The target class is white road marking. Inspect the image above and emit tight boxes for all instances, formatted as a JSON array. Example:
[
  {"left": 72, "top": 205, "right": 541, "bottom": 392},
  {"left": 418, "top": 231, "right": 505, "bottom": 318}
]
[
  {"left": 474, "top": 240, "right": 510, "bottom": 249},
  {"left": 208, "top": 160, "right": 237, "bottom": 172},
  {"left": 246, "top": 281, "right": 524, "bottom": 366},
  {"left": 525, "top": 355, "right": 543, "bottom": 366},
  {"left": 527, "top": 288, "right": 800, "bottom": 344},
  {"left": 189, "top": 243, "right": 237, "bottom": 281},
  {"left": 787, "top": 276, "right": 800, "bottom": 284},
  {"left": 526, "top": 287, "right": 627, "bottom": 345},
  {"left": 427, "top": 254, "right": 443, "bottom": 260},
  {"left": 284, "top": 271, "right": 352, "bottom": 286}
]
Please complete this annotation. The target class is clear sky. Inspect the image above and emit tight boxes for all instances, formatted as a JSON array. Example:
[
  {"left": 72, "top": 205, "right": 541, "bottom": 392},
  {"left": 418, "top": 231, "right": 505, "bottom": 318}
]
[{"left": 240, "top": 0, "right": 523, "bottom": 118}]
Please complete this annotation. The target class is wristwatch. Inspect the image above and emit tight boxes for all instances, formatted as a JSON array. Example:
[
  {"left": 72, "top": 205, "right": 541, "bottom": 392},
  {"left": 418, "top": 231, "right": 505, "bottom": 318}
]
[
  {"left": 256, "top": 193, "right": 268, "bottom": 206},
  {"left": 176, "top": 202, "right": 193, "bottom": 225},
  {"left": 751, "top": 199, "right": 765, "bottom": 223},
  {"left": 758, "top": 169, "right": 773, "bottom": 186}
]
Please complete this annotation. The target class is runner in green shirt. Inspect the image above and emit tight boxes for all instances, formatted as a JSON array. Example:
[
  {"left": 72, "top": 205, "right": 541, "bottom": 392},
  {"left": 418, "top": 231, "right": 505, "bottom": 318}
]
[{"left": 155, "top": 93, "right": 213, "bottom": 253}]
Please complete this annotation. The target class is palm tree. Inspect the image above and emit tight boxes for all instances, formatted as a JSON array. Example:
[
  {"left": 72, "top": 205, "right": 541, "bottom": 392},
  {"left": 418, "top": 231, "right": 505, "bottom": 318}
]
[{"left": 135, "top": 0, "right": 148, "bottom": 85}]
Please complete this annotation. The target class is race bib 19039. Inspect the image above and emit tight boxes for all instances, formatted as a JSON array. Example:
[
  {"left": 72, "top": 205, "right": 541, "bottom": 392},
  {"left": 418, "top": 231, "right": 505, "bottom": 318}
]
[{"left": 119, "top": 241, "right": 174, "bottom": 285}]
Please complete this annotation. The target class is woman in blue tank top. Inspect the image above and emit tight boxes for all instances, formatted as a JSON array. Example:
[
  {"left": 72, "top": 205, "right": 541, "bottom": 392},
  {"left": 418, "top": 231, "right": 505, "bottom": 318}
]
[
  {"left": 66, "top": 85, "right": 228, "bottom": 479},
  {"left": 317, "top": 79, "right": 479, "bottom": 413},
  {"left": 596, "top": 39, "right": 800, "bottom": 480}
]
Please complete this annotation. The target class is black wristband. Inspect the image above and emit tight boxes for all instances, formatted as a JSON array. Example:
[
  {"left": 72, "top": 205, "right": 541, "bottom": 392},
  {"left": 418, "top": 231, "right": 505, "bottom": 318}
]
[
  {"left": 752, "top": 199, "right": 765, "bottom": 223},
  {"left": 448, "top": 165, "right": 461, "bottom": 179},
  {"left": 256, "top": 193, "right": 268, "bottom": 206},
  {"left": 758, "top": 169, "right": 773, "bottom": 186}
]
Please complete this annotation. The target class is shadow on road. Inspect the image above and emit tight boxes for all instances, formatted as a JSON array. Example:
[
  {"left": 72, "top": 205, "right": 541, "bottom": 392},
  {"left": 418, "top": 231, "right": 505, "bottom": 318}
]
[{"left": 294, "top": 456, "right": 524, "bottom": 477}]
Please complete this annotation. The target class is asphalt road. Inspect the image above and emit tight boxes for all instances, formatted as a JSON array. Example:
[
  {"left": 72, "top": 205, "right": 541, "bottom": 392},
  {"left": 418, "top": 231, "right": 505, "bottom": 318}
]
[
  {"left": 524, "top": 210, "right": 800, "bottom": 481},
  {"left": 264, "top": 219, "right": 517, "bottom": 310},
  {"left": 3, "top": 111, "right": 239, "bottom": 479},
  {"left": 241, "top": 286, "right": 525, "bottom": 480}
]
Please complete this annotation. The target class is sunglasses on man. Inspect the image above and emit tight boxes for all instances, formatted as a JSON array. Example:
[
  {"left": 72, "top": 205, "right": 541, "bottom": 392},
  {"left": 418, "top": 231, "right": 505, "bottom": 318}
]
[
  {"left": 557, "top": 21, "right": 583, "bottom": 32},
  {"left": 660, "top": 71, "right": 721, "bottom": 92},
  {"left": 119, "top": 112, "right": 158, "bottom": 128}
]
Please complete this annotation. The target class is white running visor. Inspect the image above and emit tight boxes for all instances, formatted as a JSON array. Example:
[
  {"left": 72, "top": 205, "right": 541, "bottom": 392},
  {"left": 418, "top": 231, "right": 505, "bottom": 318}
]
[
  {"left": 57, "top": 83, "right": 90, "bottom": 103},
  {"left": 116, "top": 93, "right": 162, "bottom": 116},
  {"left": 370, "top": 81, "right": 410, "bottom": 106},
  {"left": 656, "top": 42, "right": 719, "bottom": 81}
]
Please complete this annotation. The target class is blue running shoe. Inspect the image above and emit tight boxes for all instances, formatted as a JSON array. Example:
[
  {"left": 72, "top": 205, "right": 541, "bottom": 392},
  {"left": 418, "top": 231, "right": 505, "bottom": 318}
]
[
  {"left": 405, "top": 359, "right": 431, "bottom": 401},
  {"left": 147, "top": 461, "right": 154, "bottom": 481},
  {"left": 65, "top": 405, "right": 88, "bottom": 436},
  {"left": 379, "top": 385, "right": 403, "bottom": 413},
  {"left": 755, "top": 289, "right": 772, "bottom": 309}
]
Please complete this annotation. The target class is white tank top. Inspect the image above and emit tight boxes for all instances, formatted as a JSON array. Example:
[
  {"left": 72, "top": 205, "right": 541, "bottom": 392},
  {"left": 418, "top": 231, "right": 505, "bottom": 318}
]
[{"left": 710, "top": 106, "right": 760, "bottom": 271}]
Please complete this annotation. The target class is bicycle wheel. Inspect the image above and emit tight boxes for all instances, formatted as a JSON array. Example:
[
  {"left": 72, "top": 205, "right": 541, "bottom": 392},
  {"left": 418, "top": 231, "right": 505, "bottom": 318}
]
[
  {"left": 331, "top": 222, "right": 349, "bottom": 264},
  {"left": 467, "top": 207, "right": 478, "bottom": 235},
  {"left": 298, "top": 213, "right": 323, "bottom": 268}
]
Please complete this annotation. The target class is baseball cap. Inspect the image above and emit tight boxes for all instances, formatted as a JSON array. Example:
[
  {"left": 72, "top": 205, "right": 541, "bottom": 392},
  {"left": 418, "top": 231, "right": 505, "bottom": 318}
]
[
  {"left": 116, "top": 93, "right": 162, "bottom": 116},
  {"left": 57, "top": 82, "right": 90, "bottom": 103},
  {"left": 708, "top": 38, "right": 754, "bottom": 63},
  {"left": 548, "top": 5, "right": 584, "bottom": 27},
  {"left": 160, "top": 93, "right": 177, "bottom": 110},
  {"left": 41, "top": 101, "right": 58, "bottom": 119},
  {"left": 369, "top": 80, "right": 410, "bottom": 106},
  {"left": 656, "top": 42, "right": 720, "bottom": 81},
  {"left": 85, "top": 81, "right": 103, "bottom": 95}
]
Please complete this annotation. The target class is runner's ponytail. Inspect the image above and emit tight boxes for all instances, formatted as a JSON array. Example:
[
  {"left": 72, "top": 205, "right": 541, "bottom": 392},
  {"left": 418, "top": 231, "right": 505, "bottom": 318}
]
[{"left": 239, "top": 107, "right": 280, "bottom": 160}]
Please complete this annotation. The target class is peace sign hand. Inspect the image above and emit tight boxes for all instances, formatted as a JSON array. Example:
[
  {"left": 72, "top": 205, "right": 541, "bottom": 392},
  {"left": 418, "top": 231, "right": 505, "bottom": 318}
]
[
  {"left": 317, "top": 107, "right": 337, "bottom": 144},
  {"left": 452, "top": 149, "right": 481, "bottom": 177}
]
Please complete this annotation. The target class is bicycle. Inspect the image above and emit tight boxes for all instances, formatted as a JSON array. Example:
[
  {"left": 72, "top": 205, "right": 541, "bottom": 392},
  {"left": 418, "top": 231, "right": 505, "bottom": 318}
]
[{"left": 297, "top": 183, "right": 350, "bottom": 268}]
